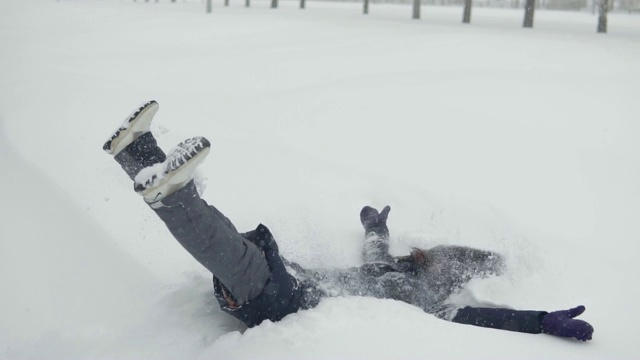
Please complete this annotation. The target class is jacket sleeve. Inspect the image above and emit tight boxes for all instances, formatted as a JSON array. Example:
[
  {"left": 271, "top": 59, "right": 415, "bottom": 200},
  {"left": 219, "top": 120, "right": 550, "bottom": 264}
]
[{"left": 451, "top": 306, "right": 547, "bottom": 334}]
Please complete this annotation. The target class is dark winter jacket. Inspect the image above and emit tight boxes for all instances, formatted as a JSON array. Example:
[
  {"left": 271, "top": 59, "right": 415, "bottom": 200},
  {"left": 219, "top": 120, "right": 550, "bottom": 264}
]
[{"left": 212, "top": 224, "right": 311, "bottom": 327}]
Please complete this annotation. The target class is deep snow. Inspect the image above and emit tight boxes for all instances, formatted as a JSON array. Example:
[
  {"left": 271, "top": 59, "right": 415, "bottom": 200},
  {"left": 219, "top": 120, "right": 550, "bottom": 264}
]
[{"left": 1, "top": 0, "right": 639, "bottom": 358}]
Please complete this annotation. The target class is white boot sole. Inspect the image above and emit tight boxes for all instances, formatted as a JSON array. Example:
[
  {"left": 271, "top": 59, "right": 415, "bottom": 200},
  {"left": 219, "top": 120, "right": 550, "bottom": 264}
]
[
  {"left": 141, "top": 146, "right": 210, "bottom": 202},
  {"left": 104, "top": 100, "right": 159, "bottom": 155}
]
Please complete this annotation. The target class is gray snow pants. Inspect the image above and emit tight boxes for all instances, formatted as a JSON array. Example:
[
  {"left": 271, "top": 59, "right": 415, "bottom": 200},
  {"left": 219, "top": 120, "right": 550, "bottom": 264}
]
[
  {"left": 150, "top": 182, "right": 307, "bottom": 327},
  {"left": 150, "top": 181, "right": 271, "bottom": 304}
]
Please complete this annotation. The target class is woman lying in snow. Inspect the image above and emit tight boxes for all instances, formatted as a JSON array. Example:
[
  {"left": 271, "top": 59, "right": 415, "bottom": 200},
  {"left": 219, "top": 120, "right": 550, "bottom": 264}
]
[{"left": 103, "top": 100, "right": 594, "bottom": 341}]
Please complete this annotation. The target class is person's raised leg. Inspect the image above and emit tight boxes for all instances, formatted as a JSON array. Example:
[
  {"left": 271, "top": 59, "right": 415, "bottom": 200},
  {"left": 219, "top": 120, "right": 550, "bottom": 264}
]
[
  {"left": 132, "top": 136, "right": 271, "bottom": 305},
  {"left": 359, "top": 205, "right": 394, "bottom": 265}
]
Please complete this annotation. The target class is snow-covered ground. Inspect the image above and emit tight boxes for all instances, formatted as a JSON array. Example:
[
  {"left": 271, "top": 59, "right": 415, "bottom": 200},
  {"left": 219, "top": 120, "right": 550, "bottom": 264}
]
[{"left": 1, "top": 0, "right": 639, "bottom": 358}]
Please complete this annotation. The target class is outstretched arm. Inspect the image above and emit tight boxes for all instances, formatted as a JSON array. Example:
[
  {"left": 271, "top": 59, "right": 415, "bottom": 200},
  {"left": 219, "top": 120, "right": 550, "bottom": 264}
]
[
  {"left": 360, "top": 205, "right": 394, "bottom": 265},
  {"left": 448, "top": 305, "right": 593, "bottom": 341}
]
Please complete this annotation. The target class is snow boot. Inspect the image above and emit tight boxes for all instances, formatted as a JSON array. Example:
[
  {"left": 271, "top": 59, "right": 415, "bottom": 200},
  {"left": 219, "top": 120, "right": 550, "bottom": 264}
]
[
  {"left": 134, "top": 136, "right": 210, "bottom": 203},
  {"left": 103, "top": 100, "right": 166, "bottom": 180}
]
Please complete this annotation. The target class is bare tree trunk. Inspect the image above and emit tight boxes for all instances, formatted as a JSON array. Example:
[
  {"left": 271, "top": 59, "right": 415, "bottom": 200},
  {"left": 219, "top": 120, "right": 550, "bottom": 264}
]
[
  {"left": 246, "top": 0, "right": 250, "bottom": 7},
  {"left": 225, "top": 0, "right": 229, "bottom": 6},
  {"left": 364, "top": 0, "right": 369, "bottom": 14},
  {"left": 412, "top": 0, "right": 420, "bottom": 19},
  {"left": 597, "top": 0, "right": 608, "bottom": 32},
  {"left": 207, "top": 0, "right": 212, "bottom": 13},
  {"left": 300, "top": 0, "right": 305, "bottom": 9},
  {"left": 523, "top": 0, "right": 535, "bottom": 27},
  {"left": 462, "top": 0, "right": 472, "bottom": 23},
  {"left": 271, "top": 0, "right": 278, "bottom": 8}
]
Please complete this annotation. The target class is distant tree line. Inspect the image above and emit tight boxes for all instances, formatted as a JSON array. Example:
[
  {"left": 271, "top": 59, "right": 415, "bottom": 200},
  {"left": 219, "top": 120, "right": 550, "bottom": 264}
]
[
  {"left": 400, "top": 0, "right": 616, "bottom": 32},
  {"left": 415, "top": 0, "right": 639, "bottom": 11},
  {"left": 132, "top": 0, "right": 632, "bottom": 33}
]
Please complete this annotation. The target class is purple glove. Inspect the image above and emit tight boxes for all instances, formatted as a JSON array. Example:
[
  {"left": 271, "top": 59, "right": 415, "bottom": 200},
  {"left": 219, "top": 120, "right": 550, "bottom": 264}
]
[
  {"left": 541, "top": 305, "right": 594, "bottom": 341},
  {"left": 360, "top": 205, "right": 391, "bottom": 238},
  {"left": 360, "top": 205, "right": 390, "bottom": 228}
]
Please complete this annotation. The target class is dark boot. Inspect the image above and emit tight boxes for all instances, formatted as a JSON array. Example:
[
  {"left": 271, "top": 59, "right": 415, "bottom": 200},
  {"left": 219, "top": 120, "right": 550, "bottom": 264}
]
[
  {"left": 114, "top": 132, "right": 166, "bottom": 180},
  {"left": 103, "top": 100, "right": 166, "bottom": 180}
]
